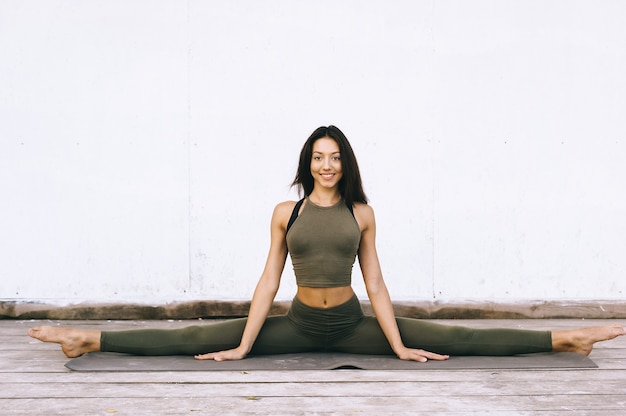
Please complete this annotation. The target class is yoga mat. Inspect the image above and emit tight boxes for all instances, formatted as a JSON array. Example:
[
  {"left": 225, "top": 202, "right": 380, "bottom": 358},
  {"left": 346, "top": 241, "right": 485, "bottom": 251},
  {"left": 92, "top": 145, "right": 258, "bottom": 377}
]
[{"left": 66, "top": 351, "right": 597, "bottom": 371}]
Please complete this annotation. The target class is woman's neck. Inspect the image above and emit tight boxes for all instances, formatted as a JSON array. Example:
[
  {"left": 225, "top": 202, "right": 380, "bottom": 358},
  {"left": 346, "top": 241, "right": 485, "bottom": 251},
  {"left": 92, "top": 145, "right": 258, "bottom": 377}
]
[{"left": 308, "top": 189, "right": 342, "bottom": 207}]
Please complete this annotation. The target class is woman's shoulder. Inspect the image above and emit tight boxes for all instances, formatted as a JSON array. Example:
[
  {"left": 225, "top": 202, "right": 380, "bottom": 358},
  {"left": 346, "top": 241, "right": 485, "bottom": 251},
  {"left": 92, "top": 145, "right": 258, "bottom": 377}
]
[
  {"left": 352, "top": 202, "right": 375, "bottom": 229},
  {"left": 272, "top": 200, "right": 301, "bottom": 223},
  {"left": 352, "top": 201, "right": 374, "bottom": 215},
  {"left": 275, "top": 199, "right": 300, "bottom": 212}
]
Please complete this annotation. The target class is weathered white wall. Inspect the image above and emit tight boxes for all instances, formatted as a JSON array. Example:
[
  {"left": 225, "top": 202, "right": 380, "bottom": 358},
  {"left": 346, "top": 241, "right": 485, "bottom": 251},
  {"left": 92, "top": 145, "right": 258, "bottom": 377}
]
[{"left": 1, "top": 0, "right": 625, "bottom": 304}]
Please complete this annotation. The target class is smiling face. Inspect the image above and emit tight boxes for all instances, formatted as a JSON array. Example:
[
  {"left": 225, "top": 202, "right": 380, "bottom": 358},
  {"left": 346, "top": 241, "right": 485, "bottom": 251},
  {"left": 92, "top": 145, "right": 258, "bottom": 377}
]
[{"left": 310, "top": 137, "right": 343, "bottom": 191}]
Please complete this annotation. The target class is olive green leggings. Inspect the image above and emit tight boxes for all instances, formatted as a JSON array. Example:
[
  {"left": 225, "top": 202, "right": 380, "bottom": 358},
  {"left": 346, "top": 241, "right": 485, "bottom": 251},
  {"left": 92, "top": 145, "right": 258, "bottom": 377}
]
[{"left": 101, "top": 295, "right": 552, "bottom": 356}]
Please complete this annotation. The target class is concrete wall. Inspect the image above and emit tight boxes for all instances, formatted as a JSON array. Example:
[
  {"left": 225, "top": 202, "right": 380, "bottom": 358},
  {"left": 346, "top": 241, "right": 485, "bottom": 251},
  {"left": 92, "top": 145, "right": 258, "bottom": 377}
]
[{"left": 1, "top": 0, "right": 625, "bottom": 306}]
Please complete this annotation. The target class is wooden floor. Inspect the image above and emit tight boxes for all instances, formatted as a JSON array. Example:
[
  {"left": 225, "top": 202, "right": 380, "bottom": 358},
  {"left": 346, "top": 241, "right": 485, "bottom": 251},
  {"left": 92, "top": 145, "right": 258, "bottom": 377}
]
[{"left": 2, "top": 319, "right": 625, "bottom": 415}]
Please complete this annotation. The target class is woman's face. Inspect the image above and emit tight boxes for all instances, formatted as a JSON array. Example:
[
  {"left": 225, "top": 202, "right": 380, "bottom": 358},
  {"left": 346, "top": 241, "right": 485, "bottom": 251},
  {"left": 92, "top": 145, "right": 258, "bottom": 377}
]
[{"left": 310, "top": 137, "right": 343, "bottom": 191}]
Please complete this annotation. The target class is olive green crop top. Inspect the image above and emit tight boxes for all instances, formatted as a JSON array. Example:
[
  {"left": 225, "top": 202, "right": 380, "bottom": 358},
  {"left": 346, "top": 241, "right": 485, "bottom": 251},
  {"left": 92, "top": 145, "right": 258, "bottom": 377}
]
[{"left": 285, "top": 197, "right": 361, "bottom": 288}]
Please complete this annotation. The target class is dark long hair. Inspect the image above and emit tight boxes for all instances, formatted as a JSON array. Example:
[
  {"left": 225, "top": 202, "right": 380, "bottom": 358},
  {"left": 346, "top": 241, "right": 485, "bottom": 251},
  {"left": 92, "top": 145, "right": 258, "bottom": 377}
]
[{"left": 291, "top": 125, "right": 368, "bottom": 208}]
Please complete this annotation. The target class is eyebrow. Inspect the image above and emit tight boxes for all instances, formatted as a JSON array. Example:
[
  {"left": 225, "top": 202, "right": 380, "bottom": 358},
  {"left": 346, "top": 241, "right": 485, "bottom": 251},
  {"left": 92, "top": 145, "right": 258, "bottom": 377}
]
[{"left": 313, "top": 151, "right": 341, "bottom": 154}]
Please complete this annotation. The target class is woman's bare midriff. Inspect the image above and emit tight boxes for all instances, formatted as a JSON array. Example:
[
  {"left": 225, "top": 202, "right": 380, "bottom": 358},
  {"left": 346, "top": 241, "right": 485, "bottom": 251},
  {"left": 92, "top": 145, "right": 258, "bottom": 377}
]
[{"left": 296, "top": 285, "right": 355, "bottom": 308}]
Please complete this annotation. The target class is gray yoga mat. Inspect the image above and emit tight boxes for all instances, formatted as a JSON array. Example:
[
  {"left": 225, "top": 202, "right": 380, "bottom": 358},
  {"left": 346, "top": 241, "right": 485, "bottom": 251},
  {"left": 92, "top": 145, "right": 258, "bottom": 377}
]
[{"left": 65, "top": 351, "right": 597, "bottom": 371}]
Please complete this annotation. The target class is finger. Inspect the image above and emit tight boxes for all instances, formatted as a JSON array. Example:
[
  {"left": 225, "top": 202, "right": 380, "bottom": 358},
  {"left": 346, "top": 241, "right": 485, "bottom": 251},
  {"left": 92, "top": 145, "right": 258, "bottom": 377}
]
[
  {"left": 420, "top": 350, "right": 450, "bottom": 361},
  {"left": 403, "top": 350, "right": 449, "bottom": 363},
  {"left": 194, "top": 352, "right": 218, "bottom": 361}
]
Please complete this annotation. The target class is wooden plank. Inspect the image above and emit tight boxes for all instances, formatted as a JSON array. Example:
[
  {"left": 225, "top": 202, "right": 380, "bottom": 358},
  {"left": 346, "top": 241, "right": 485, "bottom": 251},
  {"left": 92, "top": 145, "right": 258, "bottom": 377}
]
[
  {"left": 2, "top": 370, "right": 626, "bottom": 391},
  {"left": 4, "top": 368, "right": 626, "bottom": 384},
  {"left": 0, "top": 367, "right": 626, "bottom": 386},
  {"left": 1, "top": 395, "right": 626, "bottom": 415},
  {"left": 3, "top": 379, "right": 626, "bottom": 399}
]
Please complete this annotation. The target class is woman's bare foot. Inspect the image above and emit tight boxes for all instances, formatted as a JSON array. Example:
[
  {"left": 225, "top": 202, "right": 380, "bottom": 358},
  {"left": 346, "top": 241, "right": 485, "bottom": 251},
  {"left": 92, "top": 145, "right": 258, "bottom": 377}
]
[
  {"left": 28, "top": 326, "right": 101, "bottom": 358},
  {"left": 552, "top": 324, "right": 625, "bottom": 355}
]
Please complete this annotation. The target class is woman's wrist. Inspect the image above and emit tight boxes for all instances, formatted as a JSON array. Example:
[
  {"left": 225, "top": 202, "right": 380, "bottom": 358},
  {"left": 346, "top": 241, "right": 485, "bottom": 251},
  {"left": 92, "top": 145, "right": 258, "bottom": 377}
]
[
  {"left": 392, "top": 343, "right": 408, "bottom": 357},
  {"left": 238, "top": 342, "right": 252, "bottom": 354}
]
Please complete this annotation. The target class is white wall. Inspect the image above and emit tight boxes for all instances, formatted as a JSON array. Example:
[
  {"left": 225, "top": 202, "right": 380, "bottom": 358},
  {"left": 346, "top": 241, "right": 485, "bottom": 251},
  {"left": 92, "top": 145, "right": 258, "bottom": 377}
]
[{"left": 1, "top": 0, "right": 625, "bottom": 304}]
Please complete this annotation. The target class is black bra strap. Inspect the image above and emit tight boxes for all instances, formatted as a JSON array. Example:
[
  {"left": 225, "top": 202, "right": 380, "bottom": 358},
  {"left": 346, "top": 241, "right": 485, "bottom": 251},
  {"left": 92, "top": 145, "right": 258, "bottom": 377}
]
[{"left": 286, "top": 198, "right": 305, "bottom": 234}]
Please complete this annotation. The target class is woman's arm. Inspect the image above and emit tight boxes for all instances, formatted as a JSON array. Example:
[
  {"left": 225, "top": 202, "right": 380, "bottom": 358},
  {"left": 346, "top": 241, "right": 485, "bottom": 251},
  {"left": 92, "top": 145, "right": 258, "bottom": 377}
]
[
  {"left": 355, "top": 204, "right": 449, "bottom": 362},
  {"left": 195, "top": 202, "right": 292, "bottom": 361}
]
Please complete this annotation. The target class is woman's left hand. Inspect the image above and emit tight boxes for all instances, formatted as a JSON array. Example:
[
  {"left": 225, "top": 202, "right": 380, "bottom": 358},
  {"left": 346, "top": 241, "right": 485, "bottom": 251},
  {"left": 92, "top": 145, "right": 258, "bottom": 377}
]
[{"left": 396, "top": 346, "right": 449, "bottom": 363}]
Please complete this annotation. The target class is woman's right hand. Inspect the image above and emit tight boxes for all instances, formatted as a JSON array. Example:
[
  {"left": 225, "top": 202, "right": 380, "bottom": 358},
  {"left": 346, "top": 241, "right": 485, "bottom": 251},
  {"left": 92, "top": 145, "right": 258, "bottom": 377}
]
[
  {"left": 194, "top": 345, "right": 249, "bottom": 361},
  {"left": 396, "top": 346, "right": 450, "bottom": 363}
]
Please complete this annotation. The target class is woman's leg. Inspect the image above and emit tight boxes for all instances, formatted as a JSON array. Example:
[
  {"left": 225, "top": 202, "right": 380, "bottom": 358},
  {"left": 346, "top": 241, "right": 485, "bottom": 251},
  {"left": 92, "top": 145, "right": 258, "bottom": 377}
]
[
  {"left": 30, "top": 315, "right": 317, "bottom": 357},
  {"left": 333, "top": 317, "right": 624, "bottom": 356},
  {"left": 332, "top": 317, "right": 551, "bottom": 356},
  {"left": 396, "top": 317, "right": 552, "bottom": 355},
  {"left": 100, "top": 318, "right": 249, "bottom": 355}
]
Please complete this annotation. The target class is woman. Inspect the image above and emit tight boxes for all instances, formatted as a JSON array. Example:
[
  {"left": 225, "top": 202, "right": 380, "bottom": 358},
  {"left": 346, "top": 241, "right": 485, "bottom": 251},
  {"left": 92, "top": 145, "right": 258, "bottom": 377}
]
[{"left": 30, "top": 126, "right": 624, "bottom": 362}]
